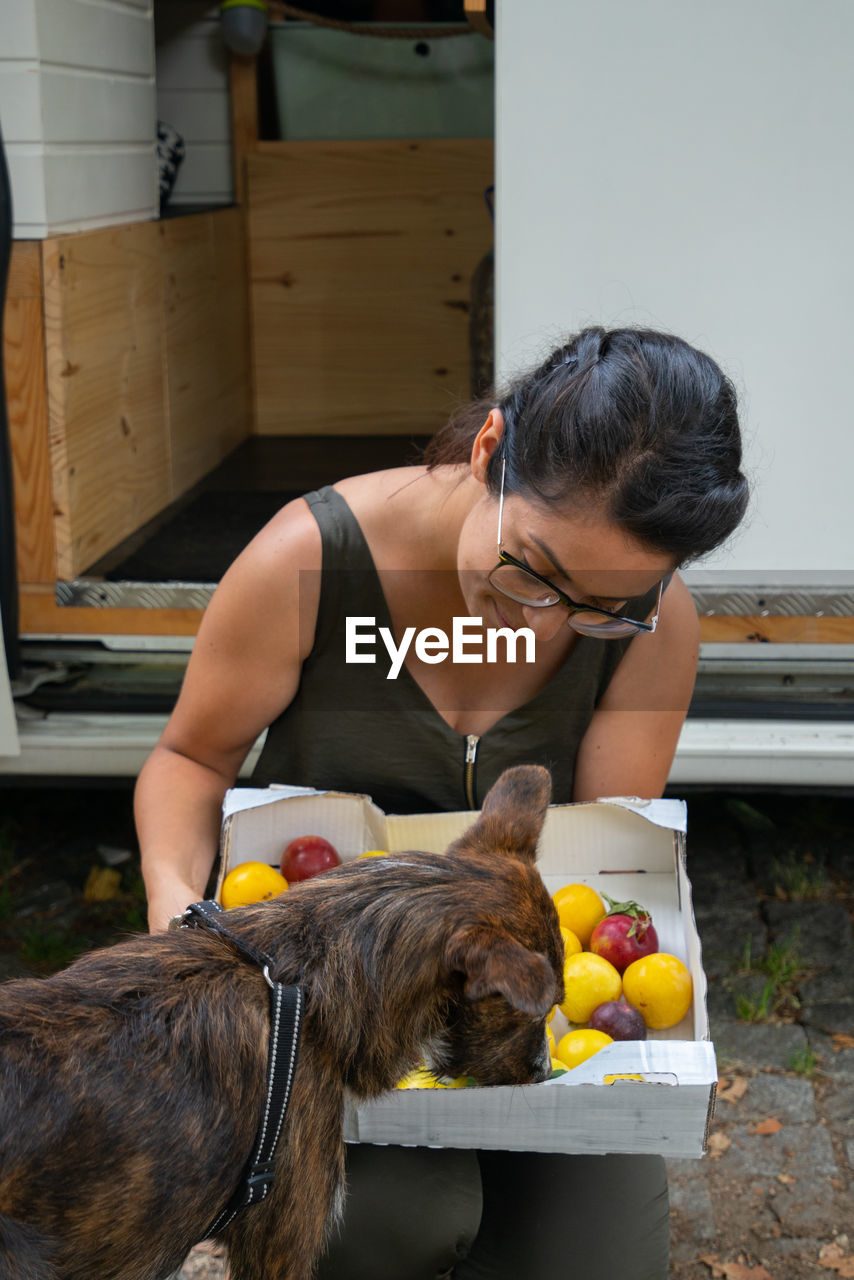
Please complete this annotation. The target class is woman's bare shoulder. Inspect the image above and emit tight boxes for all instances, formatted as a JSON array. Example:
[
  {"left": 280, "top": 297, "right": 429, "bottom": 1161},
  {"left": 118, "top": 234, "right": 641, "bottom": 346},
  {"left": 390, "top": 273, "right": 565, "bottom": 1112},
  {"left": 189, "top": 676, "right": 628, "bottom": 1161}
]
[
  {"left": 335, "top": 465, "right": 461, "bottom": 563},
  {"left": 197, "top": 496, "right": 323, "bottom": 656}
]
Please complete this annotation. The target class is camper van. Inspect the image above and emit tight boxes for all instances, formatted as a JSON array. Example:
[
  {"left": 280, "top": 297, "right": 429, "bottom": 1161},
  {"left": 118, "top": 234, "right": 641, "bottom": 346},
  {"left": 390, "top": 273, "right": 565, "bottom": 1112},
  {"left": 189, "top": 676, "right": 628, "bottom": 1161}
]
[{"left": 1, "top": 0, "right": 853, "bottom": 786}]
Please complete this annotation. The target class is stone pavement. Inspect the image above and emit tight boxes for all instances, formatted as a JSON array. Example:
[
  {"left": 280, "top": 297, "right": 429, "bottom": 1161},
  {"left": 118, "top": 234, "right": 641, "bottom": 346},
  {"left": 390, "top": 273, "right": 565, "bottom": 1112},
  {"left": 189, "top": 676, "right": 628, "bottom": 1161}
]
[{"left": 665, "top": 793, "right": 854, "bottom": 1280}]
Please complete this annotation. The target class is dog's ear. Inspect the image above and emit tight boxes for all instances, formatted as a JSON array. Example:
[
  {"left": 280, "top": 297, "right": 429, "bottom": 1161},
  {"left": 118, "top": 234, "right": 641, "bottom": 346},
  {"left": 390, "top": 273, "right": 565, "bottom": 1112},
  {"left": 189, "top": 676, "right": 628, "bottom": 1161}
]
[
  {"left": 445, "top": 924, "right": 556, "bottom": 1016},
  {"left": 448, "top": 765, "right": 552, "bottom": 864}
]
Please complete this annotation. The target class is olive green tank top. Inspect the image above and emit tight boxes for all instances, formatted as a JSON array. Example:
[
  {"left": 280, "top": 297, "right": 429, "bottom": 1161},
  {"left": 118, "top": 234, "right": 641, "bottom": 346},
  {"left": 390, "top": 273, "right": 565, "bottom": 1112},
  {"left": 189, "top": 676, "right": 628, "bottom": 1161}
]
[{"left": 251, "top": 486, "right": 646, "bottom": 814}]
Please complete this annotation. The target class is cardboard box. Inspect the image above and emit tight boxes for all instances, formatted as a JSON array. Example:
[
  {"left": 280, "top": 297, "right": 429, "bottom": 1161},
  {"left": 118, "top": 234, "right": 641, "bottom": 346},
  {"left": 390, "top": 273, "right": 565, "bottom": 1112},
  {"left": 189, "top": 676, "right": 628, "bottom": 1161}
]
[{"left": 219, "top": 788, "right": 716, "bottom": 1159}]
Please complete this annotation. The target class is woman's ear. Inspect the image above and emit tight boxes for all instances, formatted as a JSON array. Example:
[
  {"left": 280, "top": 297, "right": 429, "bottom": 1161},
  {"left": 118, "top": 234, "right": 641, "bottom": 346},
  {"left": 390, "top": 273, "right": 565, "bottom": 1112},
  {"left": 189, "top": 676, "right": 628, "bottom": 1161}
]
[{"left": 470, "top": 408, "right": 505, "bottom": 484}]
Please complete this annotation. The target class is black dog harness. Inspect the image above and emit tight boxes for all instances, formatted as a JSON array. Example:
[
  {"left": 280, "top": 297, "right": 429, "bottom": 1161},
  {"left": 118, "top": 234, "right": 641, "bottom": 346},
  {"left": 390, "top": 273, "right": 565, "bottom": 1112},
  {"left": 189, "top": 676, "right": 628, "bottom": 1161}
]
[{"left": 178, "top": 900, "right": 303, "bottom": 1238}]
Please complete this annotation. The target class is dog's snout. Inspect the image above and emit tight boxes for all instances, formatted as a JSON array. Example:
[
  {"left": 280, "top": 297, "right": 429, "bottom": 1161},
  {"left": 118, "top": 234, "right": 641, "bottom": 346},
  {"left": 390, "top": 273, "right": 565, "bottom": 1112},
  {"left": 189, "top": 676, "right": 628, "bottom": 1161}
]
[{"left": 533, "top": 1032, "right": 553, "bottom": 1083}]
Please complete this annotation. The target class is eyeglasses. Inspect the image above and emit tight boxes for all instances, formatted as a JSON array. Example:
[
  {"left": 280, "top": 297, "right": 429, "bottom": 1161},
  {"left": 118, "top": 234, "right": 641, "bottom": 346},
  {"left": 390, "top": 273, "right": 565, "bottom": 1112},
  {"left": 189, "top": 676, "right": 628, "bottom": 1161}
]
[{"left": 487, "top": 458, "right": 664, "bottom": 639}]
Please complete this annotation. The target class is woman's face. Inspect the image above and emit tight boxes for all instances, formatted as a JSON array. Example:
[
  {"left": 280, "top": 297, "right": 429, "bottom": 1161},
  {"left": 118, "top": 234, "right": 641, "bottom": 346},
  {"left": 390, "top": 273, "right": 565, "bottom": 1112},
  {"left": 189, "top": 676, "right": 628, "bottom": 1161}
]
[{"left": 457, "top": 485, "right": 676, "bottom": 644}]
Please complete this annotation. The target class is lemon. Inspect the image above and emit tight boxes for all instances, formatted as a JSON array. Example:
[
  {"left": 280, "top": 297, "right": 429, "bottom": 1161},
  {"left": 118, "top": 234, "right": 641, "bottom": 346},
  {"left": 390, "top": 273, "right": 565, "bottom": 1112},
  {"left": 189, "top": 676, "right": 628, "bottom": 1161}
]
[
  {"left": 395, "top": 1067, "right": 447, "bottom": 1089},
  {"left": 358, "top": 849, "right": 390, "bottom": 858},
  {"left": 623, "top": 953, "right": 693, "bottom": 1030},
  {"left": 560, "top": 952, "right": 622, "bottom": 1023},
  {"left": 552, "top": 883, "right": 606, "bottom": 946},
  {"left": 560, "top": 926, "right": 583, "bottom": 958},
  {"left": 221, "top": 862, "right": 288, "bottom": 909},
  {"left": 546, "top": 1024, "right": 557, "bottom": 1056},
  {"left": 556, "top": 1028, "right": 613, "bottom": 1070}
]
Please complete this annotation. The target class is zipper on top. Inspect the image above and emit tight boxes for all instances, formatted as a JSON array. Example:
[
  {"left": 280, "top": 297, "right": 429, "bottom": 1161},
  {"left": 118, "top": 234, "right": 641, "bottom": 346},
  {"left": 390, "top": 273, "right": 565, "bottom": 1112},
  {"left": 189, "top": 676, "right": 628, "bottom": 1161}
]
[{"left": 463, "top": 734, "right": 480, "bottom": 810}]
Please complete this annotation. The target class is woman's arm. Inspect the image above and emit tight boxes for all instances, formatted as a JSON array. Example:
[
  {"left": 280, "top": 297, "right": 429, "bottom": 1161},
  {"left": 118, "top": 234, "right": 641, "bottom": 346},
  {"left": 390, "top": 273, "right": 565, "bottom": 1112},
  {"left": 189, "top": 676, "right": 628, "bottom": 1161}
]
[
  {"left": 572, "top": 574, "right": 700, "bottom": 802},
  {"left": 135, "top": 499, "right": 322, "bottom": 931}
]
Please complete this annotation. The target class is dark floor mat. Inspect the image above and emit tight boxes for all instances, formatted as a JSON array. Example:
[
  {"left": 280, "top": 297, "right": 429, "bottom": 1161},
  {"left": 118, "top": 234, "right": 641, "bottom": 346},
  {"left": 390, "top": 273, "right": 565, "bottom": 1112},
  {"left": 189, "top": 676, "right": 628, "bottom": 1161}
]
[{"left": 104, "top": 490, "right": 300, "bottom": 583}]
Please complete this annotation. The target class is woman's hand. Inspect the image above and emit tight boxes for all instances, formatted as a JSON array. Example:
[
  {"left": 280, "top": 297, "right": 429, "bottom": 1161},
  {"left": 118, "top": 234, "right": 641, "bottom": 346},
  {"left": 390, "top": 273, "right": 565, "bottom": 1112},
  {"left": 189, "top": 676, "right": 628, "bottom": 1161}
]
[{"left": 147, "top": 878, "right": 200, "bottom": 935}]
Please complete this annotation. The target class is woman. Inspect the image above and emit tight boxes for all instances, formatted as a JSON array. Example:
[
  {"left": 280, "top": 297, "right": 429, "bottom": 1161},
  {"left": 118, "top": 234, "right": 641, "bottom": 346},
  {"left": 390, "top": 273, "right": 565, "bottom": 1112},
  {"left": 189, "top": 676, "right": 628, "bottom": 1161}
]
[{"left": 137, "top": 326, "right": 748, "bottom": 1279}]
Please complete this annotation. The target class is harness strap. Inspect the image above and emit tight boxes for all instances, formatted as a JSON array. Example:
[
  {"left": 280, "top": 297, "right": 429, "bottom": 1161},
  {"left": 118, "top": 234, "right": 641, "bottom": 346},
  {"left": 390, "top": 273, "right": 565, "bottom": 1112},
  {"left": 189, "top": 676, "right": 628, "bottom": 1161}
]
[{"left": 179, "top": 900, "right": 303, "bottom": 1238}]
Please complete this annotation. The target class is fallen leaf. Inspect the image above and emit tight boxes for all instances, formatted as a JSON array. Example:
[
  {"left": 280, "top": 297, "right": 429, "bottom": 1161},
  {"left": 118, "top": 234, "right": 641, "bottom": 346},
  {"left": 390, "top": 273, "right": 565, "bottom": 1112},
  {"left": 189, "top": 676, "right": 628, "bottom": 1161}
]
[
  {"left": 707, "top": 1131, "right": 731, "bottom": 1158},
  {"left": 719, "top": 1075, "right": 749, "bottom": 1103},
  {"left": 83, "top": 866, "right": 122, "bottom": 903},
  {"left": 831, "top": 1033, "right": 854, "bottom": 1051},
  {"left": 699, "top": 1254, "right": 776, "bottom": 1279},
  {"left": 751, "top": 1116, "right": 783, "bottom": 1135},
  {"left": 818, "top": 1259, "right": 854, "bottom": 1277},
  {"left": 776, "top": 1172, "right": 796, "bottom": 1185}
]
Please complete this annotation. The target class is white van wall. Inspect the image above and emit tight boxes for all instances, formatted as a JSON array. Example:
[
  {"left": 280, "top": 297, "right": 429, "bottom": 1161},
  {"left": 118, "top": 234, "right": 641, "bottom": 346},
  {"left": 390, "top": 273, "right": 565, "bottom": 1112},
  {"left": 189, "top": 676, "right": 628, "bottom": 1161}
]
[
  {"left": 495, "top": 0, "right": 854, "bottom": 576},
  {"left": 0, "top": 0, "right": 157, "bottom": 237},
  {"left": 154, "top": 0, "right": 233, "bottom": 207}
]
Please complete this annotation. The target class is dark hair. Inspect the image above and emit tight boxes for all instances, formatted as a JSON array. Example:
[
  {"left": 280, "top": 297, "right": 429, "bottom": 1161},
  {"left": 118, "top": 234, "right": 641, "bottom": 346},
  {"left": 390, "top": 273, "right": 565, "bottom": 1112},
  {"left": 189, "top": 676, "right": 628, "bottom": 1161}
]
[{"left": 423, "top": 326, "right": 749, "bottom": 563}]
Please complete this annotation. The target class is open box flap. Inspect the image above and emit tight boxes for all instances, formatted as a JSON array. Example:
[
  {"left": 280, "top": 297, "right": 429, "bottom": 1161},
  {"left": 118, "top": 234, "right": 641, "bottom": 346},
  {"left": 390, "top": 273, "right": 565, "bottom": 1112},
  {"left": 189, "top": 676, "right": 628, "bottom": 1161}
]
[
  {"left": 223, "top": 785, "right": 324, "bottom": 819},
  {"left": 544, "top": 1039, "right": 716, "bottom": 1086},
  {"left": 595, "top": 796, "right": 687, "bottom": 833},
  {"left": 221, "top": 787, "right": 388, "bottom": 871}
]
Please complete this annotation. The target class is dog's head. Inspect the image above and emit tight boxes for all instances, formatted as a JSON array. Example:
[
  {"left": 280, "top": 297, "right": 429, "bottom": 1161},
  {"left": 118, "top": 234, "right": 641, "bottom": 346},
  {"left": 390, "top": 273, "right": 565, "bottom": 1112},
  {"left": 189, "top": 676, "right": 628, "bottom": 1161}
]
[
  {"left": 425, "top": 764, "right": 564, "bottom": 1086},
  {"left": 243, "top": 765, "right": 563, "bottom": 1092}
]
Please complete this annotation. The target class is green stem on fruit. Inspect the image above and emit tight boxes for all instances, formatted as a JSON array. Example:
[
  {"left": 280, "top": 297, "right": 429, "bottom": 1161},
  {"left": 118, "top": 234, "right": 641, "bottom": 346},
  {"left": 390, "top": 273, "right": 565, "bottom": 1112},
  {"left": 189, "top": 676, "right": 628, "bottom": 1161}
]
[{"left": 601, "top": 894, "right": 652, "bottom": 939}]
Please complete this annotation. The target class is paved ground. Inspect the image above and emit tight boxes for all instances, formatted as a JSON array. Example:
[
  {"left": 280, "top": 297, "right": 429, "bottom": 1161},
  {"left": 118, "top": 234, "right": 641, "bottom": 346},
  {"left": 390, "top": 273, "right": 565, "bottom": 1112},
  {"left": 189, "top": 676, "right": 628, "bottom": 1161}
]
[
  {"left": 1, "top": 786, "right": 852, "bottom": 1279},
  {"left": 665, "top": 793, "right": 854, "bottom": 1280}
]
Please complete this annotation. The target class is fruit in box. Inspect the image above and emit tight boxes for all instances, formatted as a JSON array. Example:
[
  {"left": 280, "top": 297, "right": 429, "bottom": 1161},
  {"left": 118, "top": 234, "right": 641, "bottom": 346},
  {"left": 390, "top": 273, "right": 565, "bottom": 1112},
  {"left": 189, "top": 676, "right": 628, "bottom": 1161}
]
[
  {"left": 280, "top": 835, "right": 341, "bottom": 881},
  {"left": 589, "top": 896, "right": 659, "bottom": 973}
]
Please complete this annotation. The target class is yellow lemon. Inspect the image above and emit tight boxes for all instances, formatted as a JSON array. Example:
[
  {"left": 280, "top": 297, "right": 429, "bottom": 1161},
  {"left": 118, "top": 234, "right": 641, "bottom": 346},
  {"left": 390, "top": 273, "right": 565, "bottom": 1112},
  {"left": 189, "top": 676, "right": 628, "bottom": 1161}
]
[
  {"left": 551, "top": 1058, "right": 568, "bottom": 1074},
  {"left": 546, "top": 1024, "right": 557, "bottom": 1056},
  {"left": 552, "top": 883, "right": 606, "bottom": 946},
  {"left": 221, "top": 862, "right": 288, "bottom": 909},
  {"left": 546, "top": 1004, "right": 558, "bottom": 1024},
  {"left": 395, "top": 1067, "right": 447, "bottom": 1089},
  {"left": 560, "top": 926, "right": 583, "bottom": 958},
  {"left": 358, "top": 849, "right": 390, "bottom": 858},
  {"left": 622, "top": 953, "right": 693, "bottom": 1030},
  {"left": 556, "top": 1028, "right": 613, "bottom": 1070},
  {"left": 560, "top": 952, "right": 622, "bottom": 1024}
]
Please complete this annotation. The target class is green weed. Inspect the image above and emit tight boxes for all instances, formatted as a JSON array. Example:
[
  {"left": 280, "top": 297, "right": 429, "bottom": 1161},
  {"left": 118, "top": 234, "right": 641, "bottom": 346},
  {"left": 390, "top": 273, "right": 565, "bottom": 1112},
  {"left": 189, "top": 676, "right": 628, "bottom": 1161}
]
[
  {"left": 788, "top": 1045, "right": 820, "bottom": 1077},
  {"left": 770, "top": 852, "right": 829, "bottom": 901},
  {"left": 734, "top": 937, "right": 804, "bottom": 1022}
]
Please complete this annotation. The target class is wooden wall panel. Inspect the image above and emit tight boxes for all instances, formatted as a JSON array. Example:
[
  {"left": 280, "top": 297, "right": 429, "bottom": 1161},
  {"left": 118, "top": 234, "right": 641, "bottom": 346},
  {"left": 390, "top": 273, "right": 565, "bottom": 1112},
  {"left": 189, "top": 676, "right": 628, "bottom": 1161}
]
[
  {"left": 248, "top": 140, "right": 494, "bottom": 435},
  {"left": 43, "top": 223, "right": 170, "bottom": 578},
  {"left": 37, "top": 209, "right": 251, "bottom": 579},
  {"left": 164, "top": 212, "right": 250, "bottom": 496},
  {"left": 3, "top": 242, "right": 55, "bottom": 583}
]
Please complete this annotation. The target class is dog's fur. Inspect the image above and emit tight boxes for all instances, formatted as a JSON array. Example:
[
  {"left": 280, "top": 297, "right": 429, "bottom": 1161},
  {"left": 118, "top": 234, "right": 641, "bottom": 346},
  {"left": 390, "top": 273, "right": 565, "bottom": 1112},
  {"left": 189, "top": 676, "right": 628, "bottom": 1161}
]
[{"left": 0, "top": 766, "right": 563, "bottom": 1280}]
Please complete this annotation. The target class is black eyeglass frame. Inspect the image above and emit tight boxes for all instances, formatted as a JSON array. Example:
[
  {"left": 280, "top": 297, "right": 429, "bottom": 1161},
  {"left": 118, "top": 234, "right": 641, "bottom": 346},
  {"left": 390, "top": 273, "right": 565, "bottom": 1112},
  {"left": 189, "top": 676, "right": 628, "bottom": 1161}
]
[{"left": 488, "top": 458, "right": 665, "bottom": 636}]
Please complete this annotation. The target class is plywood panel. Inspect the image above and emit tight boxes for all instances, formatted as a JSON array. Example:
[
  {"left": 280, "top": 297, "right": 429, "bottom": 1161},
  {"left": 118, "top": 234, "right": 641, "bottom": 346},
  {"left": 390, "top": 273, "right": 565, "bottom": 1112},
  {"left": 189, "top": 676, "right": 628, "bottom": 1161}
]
[
  {"left": 165, "top": 211, "right": 251, "bottom": 493},
  {"left": 39, "top": 209, "right": 251, "bottom": 580},
  {"left": 3, "top": 242, "right": 55, "bottom": 583},
  {"left": 248, "top": 140, "right": 494, "bottom": 435},
  {"left": 697, "top": 616, "right": 854, "bottom": 644},
  {"left": 43, "top": 223, "right": 171, "bottom": 578},
  {"left": 18, "top": 585, "right": 201, "bottom": 637}
]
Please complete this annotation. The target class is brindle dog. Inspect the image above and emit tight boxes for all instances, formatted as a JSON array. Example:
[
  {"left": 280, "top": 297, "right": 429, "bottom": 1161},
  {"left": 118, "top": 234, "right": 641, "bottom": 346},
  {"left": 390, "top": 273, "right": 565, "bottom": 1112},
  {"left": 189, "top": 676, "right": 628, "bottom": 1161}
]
[{"left": 0, "top": 766, "right": 563, "bottom": 1280}]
